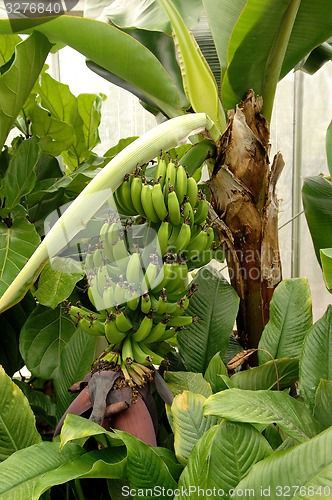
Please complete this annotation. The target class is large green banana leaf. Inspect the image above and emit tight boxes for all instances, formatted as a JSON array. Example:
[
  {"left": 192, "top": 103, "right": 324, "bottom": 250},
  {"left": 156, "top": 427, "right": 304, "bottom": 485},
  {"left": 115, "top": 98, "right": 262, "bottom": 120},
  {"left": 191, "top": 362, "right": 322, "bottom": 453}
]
[
  {"left": 0, "top": 16, "right": 184, "bottom": 117},
  {"left": 0, "top": 31, "right": 52, "bottom": 151},
  {"left": 302, "top": 176, "right": 332, "bottom": 267},
  {"left": 233, "top": 425, "right": 332, "bottom": 497},
  {"left": 221, "top": 0, "right": 332, "bottom": 118},
  {"left": 1, "top": 0, "right": 331, "bottom": 122}
]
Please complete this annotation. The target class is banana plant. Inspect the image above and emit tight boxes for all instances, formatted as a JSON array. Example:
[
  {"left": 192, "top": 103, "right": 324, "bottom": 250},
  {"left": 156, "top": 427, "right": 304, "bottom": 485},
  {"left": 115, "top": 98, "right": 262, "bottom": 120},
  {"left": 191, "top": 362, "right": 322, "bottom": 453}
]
[
  {"left": 0, "top": 4, "right": 332, "bottom": 499},
  {"left": 1, "top": 0, "right": 331, "bottom": 353}
]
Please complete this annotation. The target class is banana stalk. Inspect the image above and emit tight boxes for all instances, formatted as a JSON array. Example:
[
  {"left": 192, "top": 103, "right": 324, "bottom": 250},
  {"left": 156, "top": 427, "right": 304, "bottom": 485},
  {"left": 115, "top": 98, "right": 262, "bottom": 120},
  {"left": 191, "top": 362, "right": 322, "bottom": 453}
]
[{"left": 0, "top": 113, "right": 218, "bottom": 314}]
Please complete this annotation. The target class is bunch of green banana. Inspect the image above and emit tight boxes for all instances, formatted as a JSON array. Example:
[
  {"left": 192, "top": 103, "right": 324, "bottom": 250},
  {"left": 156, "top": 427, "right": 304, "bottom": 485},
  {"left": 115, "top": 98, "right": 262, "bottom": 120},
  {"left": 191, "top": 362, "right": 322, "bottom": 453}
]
[{"left": 65, "top": 155, "right": 220, "bottom": 387}]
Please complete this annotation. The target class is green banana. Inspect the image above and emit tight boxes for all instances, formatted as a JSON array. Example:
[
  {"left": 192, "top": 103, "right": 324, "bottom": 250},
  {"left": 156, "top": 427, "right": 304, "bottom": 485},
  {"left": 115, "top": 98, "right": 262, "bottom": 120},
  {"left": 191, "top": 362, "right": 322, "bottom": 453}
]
[
  {"left": 142, "top": 257, "right": 160, "bottom": 292},
  {"left": 125, "top": 252, "right": 143, "bottom": 291},
  {"left": 205, "top": 226, "right": 215, "bottom": 249},
  {"left": 92, "top": 248, "right": 103, "bottom": 268},
  {"left": 157, "top": 221, "right": 169, "bottom": 256},
  {"left": 121, "top": 335, "right": 134, "bottom": 363},
  {"left": 74, "top": 312, "right": 106, "bottom": 336},
  {"left": 96, "top": 266, "right": 108, "bottom": 296},
  {"left": 139, "top": 342, "right": 164, "bottom": 365},
  {"left": 103, "top": 283, "right": 115, "bottom": 309},
  {"left": 185, "top": 229, "right": 209, "bottom": 260},
  {"left": 118, "top": 175, "right": 137, "bottom": 215},
  {"left": 141, "top": 183, "right": 160, "bottom": 223},
  {"left": 172, "top": 222, "right": 191, "bottom": 253},
  {"left": 182, "top": 200, "right": 194, "bottom": 226},
  {"left": 150, "top": 295, "right": 167, "bottom": 315},
  {"left": 143, "top": 320, "right": 167, "bottom": 344},
  {"left": 152, "top": 261, "right": 176, "bottom": 294},
  {"left": 105, "top": 314, "right": 127, "bottom": 344},
  {"left": 164, "top": 161, "right": 177, "bottom": 197},
  {"left": 84, "top": 249, "right": 94, "bottom": 271},
  {"left": 167, "top": 189, "right": 181, "bottom": 226},
  {"left": 131, "top": 338, "right": 152, "bottom": 365},
  {"left": 186, "top": 176, "right": 199, "bottom": 208},
  {"left": 87, "top": 283, "right": 105, "bottom": 311},
  {"left": 112, "top": 239, "right": 130, "bottom": 271},
  {"left": 130, "top": 175, "right": 145, "bottom": 216},
  {"left": 114, "top": 185, "right": 134, "bottom": 216},
  {"left": 132, "top": 314, "right": 153, "bottom": 342},
  {"left": 154, "top": 156, "right": 167, "bottom": 187},
  {"left": 141, "top": 293, "right": 152, "bottom": 314},
  {"left": 194, "top": 197, "right": 209, "bottom": 225},
  {"left": 180, "top": 139, "right": 216, "bottom": 177},
  {"left": 151, "top": 182, "right": 168, "bottom": 221},
  {"left": 167, "top": 315, "right": 193, "bottom": 327},
  {"left": 167, "top": 260, "right": 188, "bottom": 294},
  {"left": 174, "top": 164, "right": 187, "bottom": 204},
  {"left": 115, "top": 310, "right": 133, "bottom": 332},
  {"left": 113, "top": 280, "right": 128, "bottom": 306},
  {"left": 127, "top": 292, "right": 140, "bottom": 311}
]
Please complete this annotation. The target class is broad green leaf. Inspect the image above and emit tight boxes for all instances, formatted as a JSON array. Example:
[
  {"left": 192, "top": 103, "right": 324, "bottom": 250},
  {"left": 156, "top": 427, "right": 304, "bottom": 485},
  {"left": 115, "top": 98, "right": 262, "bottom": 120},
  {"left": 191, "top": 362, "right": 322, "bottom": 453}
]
[
  {"left": 171, "top": 391, "right": 219, "bottom": 465},
  {"left": 164, "top": 371, "right": 212, "bottom": 398},
  {"left": 234, "top": 426, "right": 332, "bottom": 498},
  {"left": 202, "top": 0, "right": 246, "bottom": 81},
  {"left": 1, "top": 137, "right": 40, "bottom": 212},
  {"left": 320, "top": 248, "right": 332, "bottom": 292},
  {"left": 314, "top": 379, "right": 332, "bottom": 430},
  {"left": 281, "top": 1, "right": 332, "bottom": 79},
  {"left": 104, "top": 0, "right": 202, "bottom": 35},
  {"left": 258, "top": 278, "right": 312, "bottom": 365},
  {"left": 231, "top": 358, "right": 299, "bottom": 390},
  {"left": 0, "top": 366, "right": 41, "bottom": 462},
  {"left": 204, "top": 352, "right": 228, "bottom": 393},
  {"left": 302, "top": 176, "right": 332, "bottom": 266},
  {"left": 326, "top": 120, "right": 332, "bottom": 176},
  {"left": 33, "top": 446, "right": 126, "bottom": 499},
  {"left": 0, "top": 32, "right": 52, "bottom": 150},
  {"left": 177, "top": 266, "right": 239, "bottom": 372},
  {"left": 116, "top": 430, "right": 177, "bottom": 498},
  {"left": 299, "top": 305, "right": 332, "bottom": 411},
  {"left": 0, "top": 216, "right": 40, "bottom": 297},
  {"left": 38, "top": 447, "right": 126, "bottom": 498},
  {"left": 37, "top": 72, "right": 89, "bottom": 170},
  {"left": 158, "top": 0, "right": 225, "bottom": 131},
  {"left": 19, "top": 305, "right": 76, "bottom": 379},
  {"left": 223, "top": 0, "right": 300, "bottom": 118},
  {"left": 53, "top": 328, "right": 98, "bottom": 418},
  {"left": 60, "top": 414, "right": 122, "bottom": 451},
  {"left": 0, "top": 442, "right": 84, "bottom": 499},
  {"left": 102, "top": 0, "right": 201, "bottom": 110},
  {"left": 178, "top": 421, "right": 272, "bottom": 499},
  {"left": 153, "top": 447, "right": 183, "bottom": 482},
  {"left": 0, "top": 34, "right": 21, "bottom": 65},
  {"left": 77, "top": 93, "right": 104, "bottom": 151},
  {"left": 0, "top": 16, "right": 183, "bottom": 117},
  {"left": 33, "top": 262, "right": 83, "bottom": 309},
  {"left": 29, "top": 105, "right": 74, "bottom": 157},
  {"left": 223, "top": 0, "right": 332, "bottom": 119},
  {"left": 204, "top": 389, "right": 321, "bottom": 442}
]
